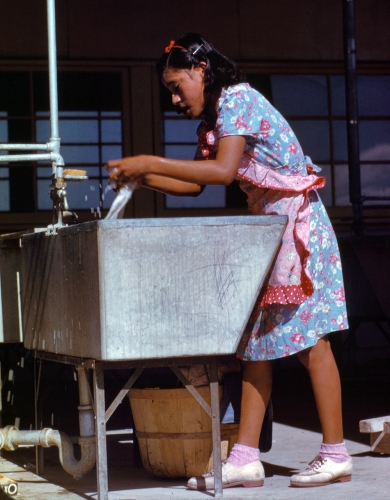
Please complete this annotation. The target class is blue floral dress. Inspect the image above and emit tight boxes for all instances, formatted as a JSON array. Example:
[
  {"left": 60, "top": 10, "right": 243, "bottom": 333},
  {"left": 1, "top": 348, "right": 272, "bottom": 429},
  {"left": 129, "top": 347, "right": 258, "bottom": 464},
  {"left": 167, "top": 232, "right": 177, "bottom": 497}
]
[{"left": 197, "top": 83, "right": 348, "bottom": 361}]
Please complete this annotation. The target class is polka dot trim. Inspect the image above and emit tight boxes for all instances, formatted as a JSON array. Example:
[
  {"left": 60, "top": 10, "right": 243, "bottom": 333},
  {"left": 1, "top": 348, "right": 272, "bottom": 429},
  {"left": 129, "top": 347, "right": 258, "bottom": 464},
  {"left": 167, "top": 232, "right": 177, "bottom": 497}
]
[
  {"left": 260, "top": 271, "right": 314, "bottom": 306},
  {"left": 260, "top": 285, "right": 312, "bottom": 305}
]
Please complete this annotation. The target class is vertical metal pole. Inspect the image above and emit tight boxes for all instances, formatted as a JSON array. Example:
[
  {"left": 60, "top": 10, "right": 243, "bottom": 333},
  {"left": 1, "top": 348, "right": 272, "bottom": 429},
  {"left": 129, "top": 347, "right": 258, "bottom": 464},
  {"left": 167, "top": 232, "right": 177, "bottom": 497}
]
[
  {"left": 210, "top": 358, "right": 223, "bottom": 498},
  {"left": 46, "top": 0, "right": 62, "bottom": 177},
  {"left": 342, "top": 0, "right": 364, "bottom": 235},
  {"left": 93, "top": 362, "right": 108, "bottom": 500}
]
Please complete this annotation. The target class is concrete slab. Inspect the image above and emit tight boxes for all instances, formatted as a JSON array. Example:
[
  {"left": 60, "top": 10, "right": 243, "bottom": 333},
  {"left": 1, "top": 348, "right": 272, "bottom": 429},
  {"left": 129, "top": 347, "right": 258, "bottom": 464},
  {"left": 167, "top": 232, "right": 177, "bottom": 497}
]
[{"left": 2, "top": 422, "right": 389, "bottom": 500}]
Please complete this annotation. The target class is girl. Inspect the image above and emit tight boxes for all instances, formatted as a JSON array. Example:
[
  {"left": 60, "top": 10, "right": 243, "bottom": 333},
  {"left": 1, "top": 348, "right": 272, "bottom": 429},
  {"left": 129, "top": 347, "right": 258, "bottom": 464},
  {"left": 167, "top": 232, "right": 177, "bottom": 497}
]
[{"left": 106, "top": 33, "right": 352, "bottom": 490}]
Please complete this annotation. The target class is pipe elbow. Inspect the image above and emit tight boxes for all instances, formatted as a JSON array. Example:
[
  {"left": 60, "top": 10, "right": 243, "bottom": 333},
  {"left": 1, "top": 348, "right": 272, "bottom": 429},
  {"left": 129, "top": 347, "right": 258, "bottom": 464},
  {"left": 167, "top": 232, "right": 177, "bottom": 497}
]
[
  {"left": 50, "top": 152, "right": 65, "bottom": 166},
  {"left": 49, "top": 430, "right": 96, "bottom": 479}
]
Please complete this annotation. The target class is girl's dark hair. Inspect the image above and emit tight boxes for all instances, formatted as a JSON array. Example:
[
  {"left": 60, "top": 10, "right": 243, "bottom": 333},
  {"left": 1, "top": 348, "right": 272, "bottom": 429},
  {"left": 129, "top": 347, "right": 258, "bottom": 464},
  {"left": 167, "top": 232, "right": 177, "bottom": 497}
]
[{"left": 156, "top": 33, "right": 244, "bottom": 92}]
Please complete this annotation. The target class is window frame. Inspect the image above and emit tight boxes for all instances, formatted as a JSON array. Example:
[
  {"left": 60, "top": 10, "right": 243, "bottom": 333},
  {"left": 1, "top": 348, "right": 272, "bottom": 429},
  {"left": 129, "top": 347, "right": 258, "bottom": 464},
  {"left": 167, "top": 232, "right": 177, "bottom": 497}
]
[
  {"left": 0, "top": 59, "right": 389, "bottom": 234},
  {"left": 155, "top": 60, "right": 390, "bottom": 231},
  {"left": 0, "top": 62, "right": 132, "bottom": 232}
]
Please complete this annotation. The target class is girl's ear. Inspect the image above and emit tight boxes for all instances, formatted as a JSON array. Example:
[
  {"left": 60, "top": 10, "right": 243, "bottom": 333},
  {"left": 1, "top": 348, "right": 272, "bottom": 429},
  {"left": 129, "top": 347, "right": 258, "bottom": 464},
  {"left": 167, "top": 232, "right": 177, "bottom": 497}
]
[
  {"left": 196, "top": 61, "right": 207, "bottom": 81},
  {"left": 197, "top": 61, "right": 207, "bottom": 73}
]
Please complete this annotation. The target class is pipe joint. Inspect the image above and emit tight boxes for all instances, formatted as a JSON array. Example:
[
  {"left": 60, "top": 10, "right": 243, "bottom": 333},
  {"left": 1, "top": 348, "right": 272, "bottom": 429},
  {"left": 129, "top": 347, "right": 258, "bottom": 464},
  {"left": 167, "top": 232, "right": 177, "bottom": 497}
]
[
  {"left": 78, "top": 436, "right": 95, "bottom": 446},
  {"left": 0, "top": 426, "right": 18, "bottom": 451},
  {"left": 47, "top": 139, "right": 61, "bottom": 154},
  {"left": 78, "top": 404, "right": 93, "bottom": 412},
  {"left": 39, "top": 428, "right": 55, "bottom": 448}
]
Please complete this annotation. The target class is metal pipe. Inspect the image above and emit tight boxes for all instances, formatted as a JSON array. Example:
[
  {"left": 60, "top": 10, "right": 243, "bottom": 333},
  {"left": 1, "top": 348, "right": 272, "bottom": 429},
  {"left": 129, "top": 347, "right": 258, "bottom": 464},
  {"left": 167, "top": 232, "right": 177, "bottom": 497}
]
[
  {"left": 76, "top": 367, "right": 95, "bottom": 439},
  {"left": 0, "top": 426, "right": 95, "bottom": 480},
  {"left": 0, "top": 144, "right": 50, "bottom": 151},
  {"left": 0, "top": 153, "right": 63, "bottom": 164},
  {"left": 342, "top": 0, "right": 364, "bottom": 235},
  {"left": 47, "top": 0, "right": 60, "bottom": 174},
  {"left": 0, "top": 0, "right": 84, "bottom": 231},
  {"left": 0, "top": 367, "right": 96, "bottom": 480}
]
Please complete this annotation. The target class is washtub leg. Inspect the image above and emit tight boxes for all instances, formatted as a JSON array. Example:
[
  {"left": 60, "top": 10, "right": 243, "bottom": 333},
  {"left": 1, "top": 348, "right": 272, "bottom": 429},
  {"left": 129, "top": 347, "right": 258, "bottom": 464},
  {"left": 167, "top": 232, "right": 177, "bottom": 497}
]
[
  {"left": 93, "top": 362, "right": 108, "bottom": 500},
  {"left": 210, "top": 358, "right": 223, "bottom": 498}
]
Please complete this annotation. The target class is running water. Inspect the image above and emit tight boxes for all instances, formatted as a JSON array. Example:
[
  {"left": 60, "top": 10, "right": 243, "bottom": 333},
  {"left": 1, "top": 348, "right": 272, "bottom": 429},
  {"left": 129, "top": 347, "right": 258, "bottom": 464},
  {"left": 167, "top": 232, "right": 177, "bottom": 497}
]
[{"left": 104, "top": 181, "right": 137, "bottom": 219}]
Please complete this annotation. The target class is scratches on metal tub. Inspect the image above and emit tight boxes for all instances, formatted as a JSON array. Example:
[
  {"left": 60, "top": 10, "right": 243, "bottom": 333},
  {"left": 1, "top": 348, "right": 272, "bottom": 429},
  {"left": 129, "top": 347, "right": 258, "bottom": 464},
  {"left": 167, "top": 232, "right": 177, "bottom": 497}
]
[
  {"left": 214, "top": 251, "right": 239, "bottom": 308},
  {"left": 182, "top": 259, "right": 246, "bottom": 275}
]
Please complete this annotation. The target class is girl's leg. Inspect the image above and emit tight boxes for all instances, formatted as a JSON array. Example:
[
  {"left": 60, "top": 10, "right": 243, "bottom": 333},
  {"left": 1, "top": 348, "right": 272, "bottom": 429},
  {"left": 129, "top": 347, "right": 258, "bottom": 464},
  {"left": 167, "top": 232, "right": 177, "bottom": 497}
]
[
  {"left": 296, "top": 335, "right": 343, "bottom": 443},
  {"left": 291, "top": 335, "right": 352, "bottom": 487},
  {"left": 187, "top": 360, "right": 272, "bottom": 490},
  {"left": 237, "top": 359, "right": 273, "bottom": 447}
]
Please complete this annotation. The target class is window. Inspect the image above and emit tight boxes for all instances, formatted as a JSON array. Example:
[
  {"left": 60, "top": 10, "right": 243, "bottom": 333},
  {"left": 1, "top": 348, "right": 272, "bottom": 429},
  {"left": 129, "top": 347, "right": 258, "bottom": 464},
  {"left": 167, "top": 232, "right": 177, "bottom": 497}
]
[
  {"left": 159, "top": 73, "right": 390, "bottom": 209},
  {"left": 0, "top": 71, "right": 123, "bottom": 213},
  {"left": 160, "top": 85, "right": 246, "bottom": 210},
  {"left": 269, "top": 74, "right": 390, "bottom": 208},
  {"left": 163, "top": 112, "right": 226, "bottom": 208},
  {"left": 331, "top": 75, "right": 390, "bottom": 206},
  {"left": 0, "top": 111, "right": 10, "bottom": 211}
]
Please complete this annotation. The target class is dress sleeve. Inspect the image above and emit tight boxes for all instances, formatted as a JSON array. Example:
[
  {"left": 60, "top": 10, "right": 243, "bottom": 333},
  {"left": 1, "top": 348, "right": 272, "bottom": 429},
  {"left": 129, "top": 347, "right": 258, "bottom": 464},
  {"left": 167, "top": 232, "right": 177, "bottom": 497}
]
[{"left": 216, "top": 88, "right": 259, "bottom": 140}]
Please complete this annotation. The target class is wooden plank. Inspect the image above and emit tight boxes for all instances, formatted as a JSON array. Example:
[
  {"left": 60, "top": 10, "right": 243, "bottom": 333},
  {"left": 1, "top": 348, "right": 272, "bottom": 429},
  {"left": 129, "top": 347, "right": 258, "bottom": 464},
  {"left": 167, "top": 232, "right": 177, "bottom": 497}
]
[
  {"left": 360, "top": 416, "right": 390, "bottom": 433},
  {"left": 136, "top": 437, "right": 151, "bottom": 473},
  {"left": 147, "top": 438, "right": 168, "bottom": 477},
  {"left": 0, "top": 457, "right": 84, "bottom": 499},
  {"left": 370, "top": 432, "right": 390, "bottom": 454},
  {"left": 128, "top": 398, "right": 143, "bottom": 432},
  {"left": 156, "top": 398, "right": 181, "bottom": 433},
  {"left": 139, "top": 399, "right": 159, "bottom": 433},
  {"left": 180, "top": 390, "right": 206, "bottom": 433},
  {"left": 199, "top": 388, "right": 213, "bottom": 432},
  {"left": 182, "top": 438, "right": 195, "bottom": 477},
  {"left": 160, "top": 438, "right": 183, "bottom": 477}
]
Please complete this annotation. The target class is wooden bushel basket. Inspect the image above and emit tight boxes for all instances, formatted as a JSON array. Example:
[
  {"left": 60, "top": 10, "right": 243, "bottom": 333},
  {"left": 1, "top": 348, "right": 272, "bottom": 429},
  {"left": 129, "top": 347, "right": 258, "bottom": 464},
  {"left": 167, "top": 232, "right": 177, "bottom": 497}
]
[{"left": 128, "top": 385, "right": 239, "bottom": 478}]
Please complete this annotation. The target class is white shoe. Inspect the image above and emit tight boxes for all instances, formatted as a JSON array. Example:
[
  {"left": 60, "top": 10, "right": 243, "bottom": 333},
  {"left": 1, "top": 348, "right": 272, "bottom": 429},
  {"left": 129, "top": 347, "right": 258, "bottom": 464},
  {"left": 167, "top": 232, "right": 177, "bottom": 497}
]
[
  {"left": 290, "top": 455, "right": 352, "bottom": 487},
  {"left": 187, "top": 459, "right": 265, "bottom": 490}
]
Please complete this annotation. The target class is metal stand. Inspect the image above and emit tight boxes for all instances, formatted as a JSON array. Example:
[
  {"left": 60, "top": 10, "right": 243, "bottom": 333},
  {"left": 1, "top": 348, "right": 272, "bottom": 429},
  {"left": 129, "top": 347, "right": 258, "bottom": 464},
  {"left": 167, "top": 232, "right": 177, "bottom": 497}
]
[
  {"left": 36, "top": 352, "right": 225, "bottom": 499},
  {"left": 93, "top": 363, "right": 108, "bottom": 500}
]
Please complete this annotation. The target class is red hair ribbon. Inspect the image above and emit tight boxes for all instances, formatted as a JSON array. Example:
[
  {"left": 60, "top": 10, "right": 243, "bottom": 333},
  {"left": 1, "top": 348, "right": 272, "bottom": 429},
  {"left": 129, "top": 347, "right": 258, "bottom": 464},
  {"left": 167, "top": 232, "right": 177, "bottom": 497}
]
[{"left": 164, "top": 40, "right": 185, "bottom": 53}]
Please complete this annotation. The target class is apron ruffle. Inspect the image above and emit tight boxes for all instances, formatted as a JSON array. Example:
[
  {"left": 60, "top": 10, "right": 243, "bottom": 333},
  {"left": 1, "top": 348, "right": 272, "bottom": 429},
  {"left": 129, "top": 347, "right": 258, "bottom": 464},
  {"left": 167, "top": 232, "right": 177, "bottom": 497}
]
[{"left": 237, "top": 154, "right": 326, "bottom": 305}]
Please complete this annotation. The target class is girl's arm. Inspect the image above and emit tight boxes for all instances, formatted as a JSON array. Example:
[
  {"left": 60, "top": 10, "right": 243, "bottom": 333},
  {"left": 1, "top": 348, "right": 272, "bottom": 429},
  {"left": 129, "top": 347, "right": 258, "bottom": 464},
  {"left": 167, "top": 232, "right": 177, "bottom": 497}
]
[
  {"left": 140, "top": 174, "right": 205, "bottom": 196},
  {"left": 106, "top": 135, "right": 246, "bottom": 189}
]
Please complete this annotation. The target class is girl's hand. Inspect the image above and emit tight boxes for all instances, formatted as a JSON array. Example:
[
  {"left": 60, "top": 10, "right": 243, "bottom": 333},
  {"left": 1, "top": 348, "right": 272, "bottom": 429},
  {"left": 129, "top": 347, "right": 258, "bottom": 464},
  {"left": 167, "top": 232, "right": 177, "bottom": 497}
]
[
  {"left": 105, "top": 134, "right": 246, "bottom": 190},
  {"left": 105, "top": 155, "right": 151, "bottom": 186}
]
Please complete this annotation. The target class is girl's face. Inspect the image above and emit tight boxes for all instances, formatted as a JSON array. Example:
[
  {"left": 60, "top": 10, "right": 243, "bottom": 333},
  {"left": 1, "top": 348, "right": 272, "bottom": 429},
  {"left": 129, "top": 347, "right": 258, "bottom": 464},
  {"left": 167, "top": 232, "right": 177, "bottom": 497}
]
[{"left": 162, "top": 65, "right": 207, "bottom": 119}]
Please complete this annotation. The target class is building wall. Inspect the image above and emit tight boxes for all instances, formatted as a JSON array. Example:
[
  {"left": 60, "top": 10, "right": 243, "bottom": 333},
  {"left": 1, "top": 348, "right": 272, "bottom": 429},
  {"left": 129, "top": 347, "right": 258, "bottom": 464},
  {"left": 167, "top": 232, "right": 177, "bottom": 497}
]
[
  {"left": 0, "top": 1, "right": 389, "bottom": 368},
  {"left": 0, "top": 0, "right": 389, "bottom": 61},
  {"left": 0, "top": 0, "right": 389, "bottom": 230}
]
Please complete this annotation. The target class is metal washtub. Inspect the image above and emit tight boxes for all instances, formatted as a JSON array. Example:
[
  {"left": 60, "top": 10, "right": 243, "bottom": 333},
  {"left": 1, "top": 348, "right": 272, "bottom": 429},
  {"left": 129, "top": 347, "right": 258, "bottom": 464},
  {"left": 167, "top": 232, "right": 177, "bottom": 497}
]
[
  {"left": 18, "top": 215, "right": 287, "bottom": 499},
  {"left": 0, "top": 229, "right": 45, "bottom": 343},
  {"left": 21, "top": 216, "right": 287, "bottom": 361}
]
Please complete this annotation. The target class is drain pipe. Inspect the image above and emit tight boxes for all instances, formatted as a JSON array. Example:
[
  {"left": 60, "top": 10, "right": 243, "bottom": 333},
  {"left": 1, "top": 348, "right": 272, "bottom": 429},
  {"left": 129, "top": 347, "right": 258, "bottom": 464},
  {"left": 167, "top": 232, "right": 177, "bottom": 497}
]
[{"left": 0, "top": 367, "right": 95, "bottom": 480}]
